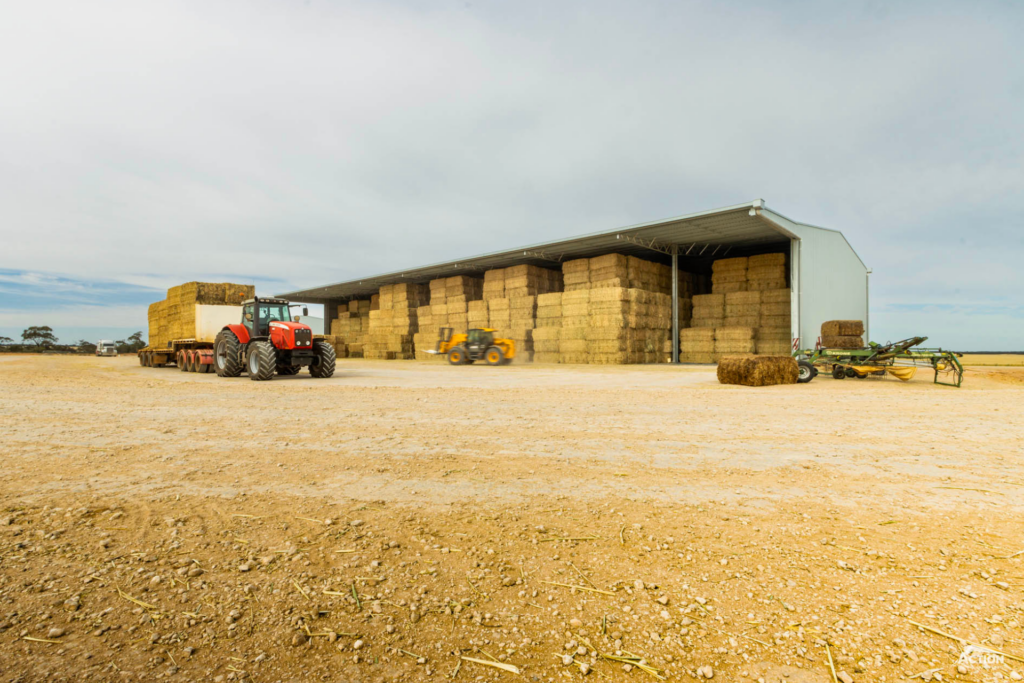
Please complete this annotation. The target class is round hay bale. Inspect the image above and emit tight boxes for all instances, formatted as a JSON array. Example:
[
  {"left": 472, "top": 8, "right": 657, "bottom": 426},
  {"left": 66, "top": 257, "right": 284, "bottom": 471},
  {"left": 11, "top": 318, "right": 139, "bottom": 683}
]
[{"left": 717, "top": 355, "right": 798, "bottom": 386}]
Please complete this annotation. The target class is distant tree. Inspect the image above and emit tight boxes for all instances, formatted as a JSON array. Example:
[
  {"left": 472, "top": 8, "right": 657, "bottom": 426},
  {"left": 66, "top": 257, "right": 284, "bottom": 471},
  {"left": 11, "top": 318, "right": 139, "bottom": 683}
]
[
  {"left": 21, "top": 326, "right": 57, "bottom": 347},
  {"left": 115, "top": 332, "right": 145, "bottom": 354},
  {"left": 77, "top": 339, "right": 97, "bottom": 354},
  {"left": 0, "top": 336, "right": 13, "bottom": 345}
]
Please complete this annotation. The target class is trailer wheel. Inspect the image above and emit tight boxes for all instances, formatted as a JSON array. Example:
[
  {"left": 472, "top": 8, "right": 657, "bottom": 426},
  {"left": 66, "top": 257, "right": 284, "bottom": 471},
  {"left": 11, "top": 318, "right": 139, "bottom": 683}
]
[
  {"left": 177, "top": 350, "right": 188, "bottom": 371},
  {"left": 310, "top": 341, "right": 336, "bottom": 378},
  {"left": 277, "top": 364, "right": 301, "bottom": 375},
  {"left": 797, "top": 360, "right": 815, "bottom": 383},
  {"left": 248, "top": 341, "right": 276, "bottom": 381},
  {"left": 832, "top": 365, "right": 846, "bottom": 380},
  {"left": 214, "top": 330, "right": 243, "bottom": 377}
]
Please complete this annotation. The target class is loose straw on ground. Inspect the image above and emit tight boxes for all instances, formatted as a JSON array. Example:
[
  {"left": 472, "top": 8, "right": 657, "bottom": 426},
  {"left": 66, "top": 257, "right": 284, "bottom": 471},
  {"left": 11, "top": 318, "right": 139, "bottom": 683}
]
[
  {"left": 825, "top": 642, "right": 839, "bottom": 683},
  {"left": 460, "top": 656, "right": 520, "bottom": 674},
  {"left": 540, "top": 580, "right": 615, "bottom": 596},
  {"left": 908, "top": 619, "right": 1024, "bottom": 664}
]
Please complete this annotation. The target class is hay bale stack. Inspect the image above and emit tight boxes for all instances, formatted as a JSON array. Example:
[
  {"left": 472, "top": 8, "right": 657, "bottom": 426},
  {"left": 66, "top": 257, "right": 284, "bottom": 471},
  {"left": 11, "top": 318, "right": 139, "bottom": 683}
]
[
  {"left": 711, "top": 252, "right": 787, "bottom": 294},
  {"left": 148, "top": 281, "right": 256, "bottom": 350},
  {"left": 330, "top": 298, "right": 372, "bottom": 357},
  {"left": 711, "top": 257, "right": 748, "bottom": 294},
  {"left": 482, "top": 268, "right": 506, "bottom": 301},
  {"left": 365, "top": 283, "right": 428, "bottom": 359},
  {"left": 714, "top": 326, "right": 756, "bottom": 356},
  {"left": 821, "top": 320, "right": 864, "bottom": 349},
  {"left": 679, "top": 327, "right": 716, "bottom": 363},
  {"left": 562, "top": 258, "right": 591, "bottom": 292},
  {"left": 717, "top": 355, "right": 799, "bottom": 386},
  {"left": 691, "top": 293, "right": 725, "bottom": 329}
]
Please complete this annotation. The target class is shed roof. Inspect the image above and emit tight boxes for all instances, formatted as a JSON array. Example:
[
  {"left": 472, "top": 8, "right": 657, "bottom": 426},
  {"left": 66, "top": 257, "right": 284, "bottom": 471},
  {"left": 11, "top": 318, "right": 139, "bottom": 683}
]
[{"left": 281, "top": 199, "right": 796, "bottom": 302}]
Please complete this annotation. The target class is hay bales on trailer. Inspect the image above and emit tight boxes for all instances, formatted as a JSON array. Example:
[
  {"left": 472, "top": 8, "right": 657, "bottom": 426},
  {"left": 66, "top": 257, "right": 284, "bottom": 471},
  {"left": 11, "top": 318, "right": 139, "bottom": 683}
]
[
  {"left": 147, "top": 282, "right": 255, "bottom": 350},
  {"left": 820, "top": 320, "right": 865, "bottom": 349},
  {"left": 717, "top": 355, "right": 799, "bottom": 386}
]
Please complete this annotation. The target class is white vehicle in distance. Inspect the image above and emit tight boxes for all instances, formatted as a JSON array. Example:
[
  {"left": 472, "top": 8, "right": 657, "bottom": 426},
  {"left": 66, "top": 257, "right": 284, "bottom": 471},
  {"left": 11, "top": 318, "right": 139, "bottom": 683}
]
[{"left": 96, "top": 340, "right": 118, "bottom": 357}]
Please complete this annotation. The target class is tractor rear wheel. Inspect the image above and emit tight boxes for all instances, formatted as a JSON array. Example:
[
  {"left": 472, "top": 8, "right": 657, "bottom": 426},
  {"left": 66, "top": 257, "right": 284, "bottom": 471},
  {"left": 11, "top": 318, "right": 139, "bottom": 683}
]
[
  {"left": 214, "top": 330, "right": 243, "bottom": 377},
  {"left": 310, "top": 341, "right": 336, "bottom": 378},
  {"left": 277, "top": 364, "right": 301, "bottom": 375},
  {"left": 485, "top": 346, "right": 505, "bottom": 366},
  {"left": 797, "top": 360, "right": 815, "bottom": 383},
  {"left": 448, "top": 347, "right": 467, "bottom": 365},
  {"left": 247, "top": 341, "right": 276, "bottom": 381}
]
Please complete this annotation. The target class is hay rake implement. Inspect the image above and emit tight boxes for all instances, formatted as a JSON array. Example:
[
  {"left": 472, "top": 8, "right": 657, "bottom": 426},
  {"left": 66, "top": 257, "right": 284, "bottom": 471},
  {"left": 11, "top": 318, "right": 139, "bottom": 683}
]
[{"left": 795, "top": 336, "right": 964, "bottom": 387}]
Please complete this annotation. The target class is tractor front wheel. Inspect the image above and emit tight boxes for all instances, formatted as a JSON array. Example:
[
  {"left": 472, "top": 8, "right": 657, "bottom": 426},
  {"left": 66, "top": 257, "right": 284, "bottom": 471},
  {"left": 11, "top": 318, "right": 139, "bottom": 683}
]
[
  {"left": 797, "top": 360, "right": 815, "bottom": 383},
  {"left": 214, "top": 330, "right": 243, "bottom": 377},
  {"left": 310, "top": 341, "right": 336, "bottom": 378},
  {"left": 485, "top": 346, "right": 505, "bottom": 366},
  {"left": 247, "top": 341, "right": 276, "bottom": 381}
]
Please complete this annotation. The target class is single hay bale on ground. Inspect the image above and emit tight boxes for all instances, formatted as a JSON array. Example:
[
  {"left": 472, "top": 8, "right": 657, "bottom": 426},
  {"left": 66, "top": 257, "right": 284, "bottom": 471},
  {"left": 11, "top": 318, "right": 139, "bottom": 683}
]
[
  {"left": 821, "top": 320, "right": 865, "bottom": 336},
  {"left": 717, "top": 355, "right": 799, "bottom": 386},
  {"left": 821, "top": 335, "right": 864, "bottom": 349}
]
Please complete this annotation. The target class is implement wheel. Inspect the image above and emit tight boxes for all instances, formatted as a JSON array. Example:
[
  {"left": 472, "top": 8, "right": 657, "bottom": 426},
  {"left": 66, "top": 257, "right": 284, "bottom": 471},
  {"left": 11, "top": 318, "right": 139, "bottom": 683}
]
[
  {"left": 832, "top": 365, "right": 846, "bottom": 380},
  {"left": 447, "top": 347, "right": 468, "bottom": 365},
  {"left": 797, "top": 360, "right": 815, "bottom": 383},
  {"left": 485, "top": 346, "right": 505, "bottom": 366}
]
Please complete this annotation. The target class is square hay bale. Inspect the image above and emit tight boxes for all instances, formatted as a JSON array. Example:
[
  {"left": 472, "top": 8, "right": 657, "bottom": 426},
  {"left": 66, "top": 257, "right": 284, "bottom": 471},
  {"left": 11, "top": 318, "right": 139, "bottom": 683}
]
[
  {"left": 747, "top": 265, "right": 787, "bottom": 282},
  {"left": 429, "top": 277, "right": 448, "bottom": 291},
  {"left": 724, "top": 315, "right": 760, "bottom": 328},
  {"left": 589, "top": 277, "right": 628, "bottom": 289},
  {"left": 725, "top": 303, "right": 761, "bottom": 317},
  {"left": 711, "top": 256, "right": 748, "bottom": 272},
  {"left": 712, "top": 281, "right": 748, "bottom": 294},
  {"left": 717, "top": 355, "right": 798, "bottom": 386},
  {"left": 692, "top": 293, "right": 725, "bottom": 307},
  {"left": 370, "top": 294, "right": 380, "bottom": 310},
  {"left": 761, "top": 286, "right": 794, "bottom": 301},
  {"left": 748, "top": 279, "right": 788, "bottom": 291},
  {"left": 692, "top": 305, "right": 725, "bottom": 319},
  {"left": 559, "top": 352, "right": 590, "bottom": 364},
  {"left": 715, "top": 326, "right": 755, "bottom": 341},
  {"left": 562, "top": 258, "right": 590, "bottom": 274},
  {"left": 821, "top": 320, "right": 865, "bottom": 336},
  {"left": 445, "top": 301, "right": 468, "bottom": 314},
  {"left": 588, "top": 287, "right": 629, "bottom": 302},
  {"left": 760, "top": 302, "right": 791, "bottom": 317},
  {"left": 715, "top": 339, "right": 756, "bottom": 354},
  {"left": 589, "top": 253, "right": 627, "bottom": 270},
  {"left": 680, "top": 351, "right": 716, "bottom": 364},
  {"left": 532, "top": 327, "right": 561, "bottom": 341},
  {"left": 533, "top": 339, "right": 561, "bottom": 353},
  {"left": 680, "top": 340, "right": 715, "bottom": 353},
  {"left": 537, "top": 292, "right": 562, "bottom": 306},
  {"left": 760, "top": 315, "right": 791, "bottom": 329},
  {"left": 535, "top": 317, "right": 562, "bottom": 328},
  {"left": 483, "top": 268, "right": 506, "bottom": 283},
  {"left": 748, "top": 252, "right": 786, "bottom": 268},
  {"left": 561, "top": 290, "right": 591, "bottom": 304},
  {"left": 756, "top": 340, "right": 792, "bottom": 355},
  {"left": 757, "top": 327, "right": 791, "bottom": 341},
  {"left": 536, "top": 305, "right": 562, "bottom": 318},
  {"left": 680, "top": 328, "right": 715, "bottom": 342},
  {"left": 482, "top": 282, "right": 506, "bottom": 300},
  {"left": 725, "top": 291, "right": 761, "bottom": 305},
  {"left": 585, "top": 326, "right": 628, "bottom": 341},
  {"left": 563, "top": 271, "right": 590, "bottom": 286},
  {"left": 561, "top": 303, "right": 590, "bottom": 318},
  {"left": 692, "top": 317, "right": 724, "bottom": 328},
  {"left": 487, "top": 297, "right": 510, "bottom": 311},
  {"left": 821, "top": 335, "right": 864, "bottom": 349},
  {"left": 533, "top": 352, "right": 561, "bottom": 363},
  {"left": 589, "top": 264, "right": 628, "bottom": 280},
  {"left": 559, "top": 339, "right": 588, "bottom": 353},
  {"left": 467, "top": 300, "right": 488, "bottom": 313},
  {"left": 558, "top": 326, "right": 588, "bottom": 341}
]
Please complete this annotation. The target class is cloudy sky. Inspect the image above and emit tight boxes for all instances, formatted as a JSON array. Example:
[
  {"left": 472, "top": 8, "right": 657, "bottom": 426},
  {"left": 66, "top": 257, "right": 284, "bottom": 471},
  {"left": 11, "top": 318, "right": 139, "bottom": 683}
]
[{"left": 1, "top": 1, "right": 1021, "bottom": 349}]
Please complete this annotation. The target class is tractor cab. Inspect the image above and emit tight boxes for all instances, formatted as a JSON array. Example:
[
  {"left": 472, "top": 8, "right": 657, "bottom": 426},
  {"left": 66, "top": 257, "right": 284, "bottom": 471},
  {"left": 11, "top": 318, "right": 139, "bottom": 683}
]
[{"left": 242, "top": 298, "right": 292, "bottom": 337}]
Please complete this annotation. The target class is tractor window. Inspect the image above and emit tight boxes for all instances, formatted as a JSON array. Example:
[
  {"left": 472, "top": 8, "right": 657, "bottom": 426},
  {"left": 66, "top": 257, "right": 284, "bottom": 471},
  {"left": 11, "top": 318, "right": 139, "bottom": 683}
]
[{"left": 262, "top": 305, "right": 289, "bottom": 322}]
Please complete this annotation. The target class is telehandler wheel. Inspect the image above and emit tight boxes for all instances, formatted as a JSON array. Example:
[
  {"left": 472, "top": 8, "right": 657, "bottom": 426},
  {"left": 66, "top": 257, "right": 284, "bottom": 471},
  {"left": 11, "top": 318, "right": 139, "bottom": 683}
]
[
  {"left": 310, "top": 341, "right": 336, "bottom": 378},
  {"left": 277, "top": 364, "right": 301, "bottom": 375},
  {"left": 485, "top": 346, "right": 505, "bottom": 366},
  {"left": 247, "top": 341, "right": 277, "bottom": 381},
  {"left": 214, "top": 330, "right": 244, "bottom": 377},
  {"left": 447, "top": 347, "right": 468, "bottom": 365},
  {"left": 832, "top": 365, "right": 846, "bottom": 380},
  {"left": 797, "top": 360, "right": 815, "bottom": 383}
]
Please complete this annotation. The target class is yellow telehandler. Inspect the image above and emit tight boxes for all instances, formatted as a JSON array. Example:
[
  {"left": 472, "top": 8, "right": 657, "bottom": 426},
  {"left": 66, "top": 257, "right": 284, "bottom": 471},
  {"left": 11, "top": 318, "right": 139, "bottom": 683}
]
[{"left": 428, "top": 327, "right": 516, "bottom": 366}]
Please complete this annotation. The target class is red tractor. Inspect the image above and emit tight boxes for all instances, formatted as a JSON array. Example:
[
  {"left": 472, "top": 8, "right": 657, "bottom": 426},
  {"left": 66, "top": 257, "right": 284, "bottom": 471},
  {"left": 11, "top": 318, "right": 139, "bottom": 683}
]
[{"left": 213, "top": 297, "right": 335, "bottom": 381}]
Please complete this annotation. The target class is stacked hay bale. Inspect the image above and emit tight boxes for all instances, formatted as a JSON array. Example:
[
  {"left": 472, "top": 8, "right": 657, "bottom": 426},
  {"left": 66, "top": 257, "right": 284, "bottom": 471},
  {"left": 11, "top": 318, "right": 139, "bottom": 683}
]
[
  {"left": 678, "top": 328, "right": 716, "bottom": 363},
  {"left": 690, "top": 293, "right": 724, "bottom": 329},
  {"left": 412, "top": 301, "right": 439, "bottom": 361},
  {"left": 711, "top": 257, "right": 749, "bottom": 294},
  {"left": 757, "top": 289, "right": 792, "bottom": 355},
  {"left": 532, "top": 292, "right": 562, "bottom": 363},
  {"left": 553, "top": 254, "right": 676, "bottom": 364},
  {"left": 821, "top": 320, "right": 865, "bottom": 349},
  {"left": 413, "top": 276, "right": 483, "bottom": 360},
  {"left": 365, "top": 283, "right": 428, "bottom": 359},
  {"left": 148, "top": 282, "right": 255, "bottom": 350},
  {"left": 717, "top": 355, "right": 798, "bottom": 386},
  {"left": 320, "top": 335, "right": 349, "bottom": 358},
  {"left": 746, "top": 253, "right": 788, "bottom": 291},
  {"left": 714, "top": 326, "right": 756, "bottom": 358},
  {"left": 483, "top": 265, "right": 561, "bottom": 362},
  {"left": 330, "top": 299, "right": 371, "bottom": 358}
]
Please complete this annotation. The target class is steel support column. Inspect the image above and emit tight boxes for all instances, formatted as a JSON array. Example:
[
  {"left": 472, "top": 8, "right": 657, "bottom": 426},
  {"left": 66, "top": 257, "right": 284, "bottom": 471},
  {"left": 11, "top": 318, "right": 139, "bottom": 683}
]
[{"left": 671, "top": 245, "right": 679, "bottom": 364}]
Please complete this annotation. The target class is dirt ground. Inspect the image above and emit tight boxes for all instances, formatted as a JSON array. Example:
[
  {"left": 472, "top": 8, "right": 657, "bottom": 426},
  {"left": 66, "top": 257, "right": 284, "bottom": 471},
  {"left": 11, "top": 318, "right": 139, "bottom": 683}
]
[{"left": 1, "top": 355, "right": 1022, "bottom": 683}]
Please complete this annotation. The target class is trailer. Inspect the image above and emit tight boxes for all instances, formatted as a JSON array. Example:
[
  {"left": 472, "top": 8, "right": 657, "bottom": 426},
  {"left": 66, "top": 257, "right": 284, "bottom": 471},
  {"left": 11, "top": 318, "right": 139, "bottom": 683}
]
[{"left": 139, "top": 304, "right": 241, "bottom": 372}]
